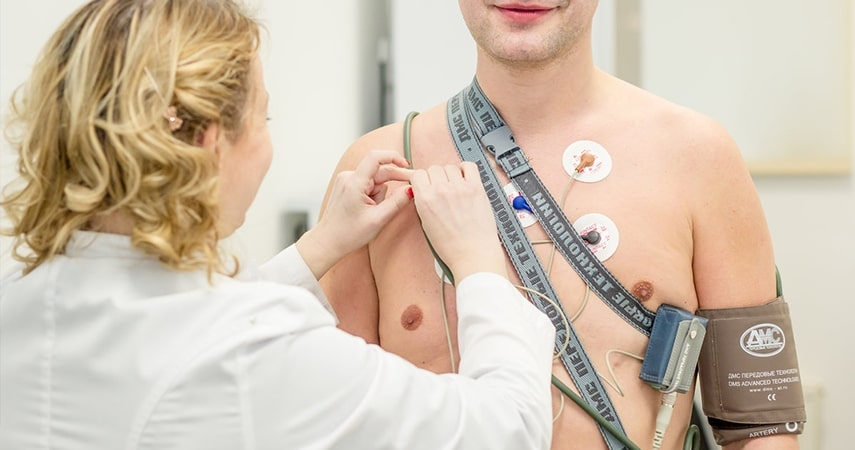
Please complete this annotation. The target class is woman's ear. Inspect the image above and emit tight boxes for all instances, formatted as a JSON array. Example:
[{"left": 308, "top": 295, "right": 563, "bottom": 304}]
[{"left": 198, "top": 123, "right": 222, "bottom": 156}]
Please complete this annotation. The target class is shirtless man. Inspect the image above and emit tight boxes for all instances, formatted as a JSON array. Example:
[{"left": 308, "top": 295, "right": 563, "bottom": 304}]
[{"left": 320, "top": 1, "right": 802, "bottom": 449}]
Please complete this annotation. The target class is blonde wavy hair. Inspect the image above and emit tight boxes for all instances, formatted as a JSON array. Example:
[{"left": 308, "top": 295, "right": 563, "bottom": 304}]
[{"left": 2, "top": 0, "right": 261, "bottom": 277}]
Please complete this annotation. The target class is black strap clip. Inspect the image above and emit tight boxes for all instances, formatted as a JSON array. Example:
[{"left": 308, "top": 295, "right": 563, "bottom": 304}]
[{"left": 480, "top": 125, "right": 531, "bottom": 178}]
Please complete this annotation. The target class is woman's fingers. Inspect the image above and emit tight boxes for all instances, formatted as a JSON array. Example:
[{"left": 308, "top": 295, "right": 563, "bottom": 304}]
[{"left": 354, "top": 150, "right": 410, "bottom": 180}]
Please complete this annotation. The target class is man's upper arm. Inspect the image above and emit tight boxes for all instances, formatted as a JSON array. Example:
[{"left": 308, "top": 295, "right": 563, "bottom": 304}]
[
  {"left": 722, "top": 435, "right": 800, "bottom": 450},
  {"left": 317, "top": 141, "right": 383, "bottom": 343},
  {"left": 320, "top": 247, "right": 380, "bottom": 343},
  {"left": 688, "top": 118, "right": 803, "bottom": 450},
  {"left": 688, "top": 117, "right": 777, "bottom": 310}
]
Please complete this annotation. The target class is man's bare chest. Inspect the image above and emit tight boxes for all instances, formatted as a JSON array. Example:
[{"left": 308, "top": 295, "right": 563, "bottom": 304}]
[{"left": 375, "top": 126, "right": 699, "bottom": 359}]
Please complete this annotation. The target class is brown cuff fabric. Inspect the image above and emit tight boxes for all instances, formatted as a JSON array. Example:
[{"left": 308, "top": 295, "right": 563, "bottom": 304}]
[{"left": 709, "top": 419, "right": 803, "bottom": 445}]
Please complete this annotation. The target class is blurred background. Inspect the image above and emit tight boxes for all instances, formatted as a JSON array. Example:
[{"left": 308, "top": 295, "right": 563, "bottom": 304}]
[{"left": 1, "top": 2, "right": 851, "bottom": 448}]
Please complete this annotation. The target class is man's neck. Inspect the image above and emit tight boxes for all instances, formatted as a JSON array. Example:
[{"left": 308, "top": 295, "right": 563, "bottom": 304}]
[{"left": 473, "top": 49, "right": 600, "bottom": 135}]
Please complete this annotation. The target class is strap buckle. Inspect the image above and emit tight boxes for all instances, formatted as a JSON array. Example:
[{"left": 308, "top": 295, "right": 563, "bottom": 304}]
[{"left": 481, "top": 126, "right": 530, "bottom": 178}]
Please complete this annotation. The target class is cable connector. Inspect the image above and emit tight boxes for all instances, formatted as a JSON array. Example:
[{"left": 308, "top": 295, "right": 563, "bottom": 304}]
[{"left": 652, "top": 391, "right": 677, "bottom": 450}]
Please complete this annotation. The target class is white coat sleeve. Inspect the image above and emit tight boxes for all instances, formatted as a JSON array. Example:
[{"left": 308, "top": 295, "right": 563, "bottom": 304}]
[
  {"left": 244, "top": 272, "right": 555, "bottom": 450},
  {"left": 256, "top": 244, "right": 338, "bottom": 321}
]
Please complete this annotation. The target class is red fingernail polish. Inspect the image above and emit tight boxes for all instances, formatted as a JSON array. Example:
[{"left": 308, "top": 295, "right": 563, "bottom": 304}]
[{"left": 406, "top": 186, "right": 414, "bottom": 199}]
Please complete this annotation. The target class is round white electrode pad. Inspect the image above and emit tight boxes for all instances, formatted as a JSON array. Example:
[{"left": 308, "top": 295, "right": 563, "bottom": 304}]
[
  {"left": 562, "top": 140, "right": 612, "bottom": 183},
  {"left": 573, "top": 213, "right": 619, "bottom": 261},
  {"left": 503, "top": 183, "right": 537, "bottom": 228},
  {"left": 434, "top": 258, "right": 453, "bottom": 285}
]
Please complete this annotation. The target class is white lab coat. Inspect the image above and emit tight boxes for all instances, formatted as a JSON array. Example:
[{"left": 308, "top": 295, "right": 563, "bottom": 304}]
[{"left": 0, "top": 231, "right": 554, "bottom": 449}]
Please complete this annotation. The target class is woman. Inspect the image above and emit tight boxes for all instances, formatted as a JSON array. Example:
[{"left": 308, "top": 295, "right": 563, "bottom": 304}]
[{"left": 0, "top": 1, "right": 554, "bottom": 449}]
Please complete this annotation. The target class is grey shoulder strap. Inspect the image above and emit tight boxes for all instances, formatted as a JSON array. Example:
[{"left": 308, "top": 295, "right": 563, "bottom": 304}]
[{"left": 447, "top": 88, "right": 630, "bottom": 450}]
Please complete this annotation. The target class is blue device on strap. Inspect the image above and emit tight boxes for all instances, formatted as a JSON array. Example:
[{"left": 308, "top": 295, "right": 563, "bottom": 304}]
[{"left": 640, "top": 304, "right": 708, "bottom": 394}]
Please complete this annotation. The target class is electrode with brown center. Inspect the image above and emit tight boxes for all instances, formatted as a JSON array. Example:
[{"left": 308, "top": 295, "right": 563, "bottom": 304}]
[{"left": 575, "top": 153, "right": 596, "bottom": 173}]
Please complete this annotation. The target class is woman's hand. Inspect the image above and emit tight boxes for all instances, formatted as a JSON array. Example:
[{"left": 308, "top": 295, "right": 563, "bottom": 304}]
[
  {"left": 410, "top": 162, "right": 506, "bottom": 282},
  {"left": 297, "top": 150, "right": 412, "bottom": 279}
]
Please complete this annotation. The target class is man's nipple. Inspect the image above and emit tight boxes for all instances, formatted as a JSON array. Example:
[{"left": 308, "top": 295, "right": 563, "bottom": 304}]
[
  {"left": 400, "top": 304, "right": 423, "bottom": 331},
  {"left": 632, "top": 280, "right": 654, "bottom": 302}
]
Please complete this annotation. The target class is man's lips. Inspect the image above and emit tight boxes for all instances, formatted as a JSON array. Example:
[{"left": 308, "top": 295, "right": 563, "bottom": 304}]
[{"left": 495, "top": 4, "right": 555, "bottom": 24}]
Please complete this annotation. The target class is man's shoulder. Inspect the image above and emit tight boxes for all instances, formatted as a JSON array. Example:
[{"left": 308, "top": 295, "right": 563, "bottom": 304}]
[
  {"left": 335, "top": 121, "right": 406, "bottom": 170},
  {"left": 597, "top": 75, "right": 746, "bottom": 181},
  {"left": 343, "top": 103, "right": 452, "bottom": 165},
  {"left": 618, "top": 77, "right": 729, "bottom": 142},
  {"left": 606, "top": 78, "right": 715, "bottom": 130}
]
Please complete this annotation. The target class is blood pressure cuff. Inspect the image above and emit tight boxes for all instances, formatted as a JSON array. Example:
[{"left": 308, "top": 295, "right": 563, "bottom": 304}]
[{"left": 697, "top": 297, "right": 806, "bottom": 445}]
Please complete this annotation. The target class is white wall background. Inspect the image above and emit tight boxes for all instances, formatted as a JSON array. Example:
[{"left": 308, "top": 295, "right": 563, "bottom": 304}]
[
  {"left": 641, "top": 1, "right": 851, "bottom": 174},
  {"left": 2, "top": 1, "right": 853, "bottom": 449}
]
